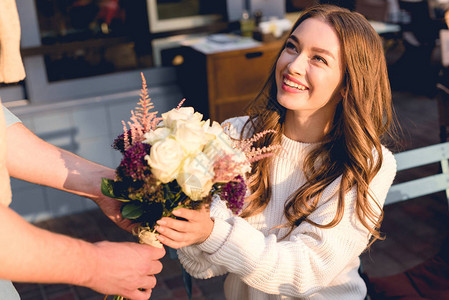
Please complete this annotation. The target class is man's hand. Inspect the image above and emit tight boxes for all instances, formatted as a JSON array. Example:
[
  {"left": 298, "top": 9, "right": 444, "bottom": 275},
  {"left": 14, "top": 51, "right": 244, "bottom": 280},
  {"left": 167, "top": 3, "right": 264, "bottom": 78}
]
[
  {"left": 95, "top": 194, "right": 135, "bottom": 232},
  {"left": 86, "top": 241, "right": 165, "bottom": 300},
  {"left": 0, "top": 206, "right": 165, "bottom": 299}
]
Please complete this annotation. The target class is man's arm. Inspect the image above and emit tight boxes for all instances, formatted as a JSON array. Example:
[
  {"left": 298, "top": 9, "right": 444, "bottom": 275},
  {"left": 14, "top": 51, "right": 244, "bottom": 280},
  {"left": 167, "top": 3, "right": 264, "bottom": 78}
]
[
  {"left": 5, "top": 122, "right": 132, "bottom": 231},
  {"left": 0, "top": 204, "right": 165, "bottom": 299}
]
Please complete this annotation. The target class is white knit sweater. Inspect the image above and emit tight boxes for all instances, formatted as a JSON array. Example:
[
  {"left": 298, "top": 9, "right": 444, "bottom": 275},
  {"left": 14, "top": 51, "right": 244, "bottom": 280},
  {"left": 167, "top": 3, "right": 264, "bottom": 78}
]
[{"left": 178, "top": 116, "right": 397, "bottom": 300}]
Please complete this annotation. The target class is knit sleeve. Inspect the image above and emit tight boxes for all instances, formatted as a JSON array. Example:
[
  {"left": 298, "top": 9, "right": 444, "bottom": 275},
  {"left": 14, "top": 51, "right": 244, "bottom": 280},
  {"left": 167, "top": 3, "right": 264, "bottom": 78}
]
[
  {"left": 177, "top": 196, "right": 233, "bottom": 278},
  {"left": 221, "top": 116, "right": 251, "bottom": 139},
  {"left": 2, "top": 106, "right": 21, "bottom": 127},
  {"left": 178, "top": 146, "right": 396, "bottom": 297}
]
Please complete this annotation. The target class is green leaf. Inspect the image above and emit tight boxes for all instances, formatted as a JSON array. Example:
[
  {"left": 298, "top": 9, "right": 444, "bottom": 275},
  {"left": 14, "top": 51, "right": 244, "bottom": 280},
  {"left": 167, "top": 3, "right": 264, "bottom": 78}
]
[
  {"left": 101, "top": 178, "right": 131, "bottom": 202},
  {"left": 122, "top": 203, "right": 144, "bottom": 220},
  {"left": 101, "top": 178, "right": 116, "bottom": 198}
]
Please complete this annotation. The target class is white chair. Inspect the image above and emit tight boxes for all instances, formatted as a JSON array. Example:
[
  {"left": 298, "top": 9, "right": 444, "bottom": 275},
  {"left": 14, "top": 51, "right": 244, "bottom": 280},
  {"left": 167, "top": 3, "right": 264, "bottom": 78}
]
[
  {"left": 363, "top": 141, "right": 449, "bottom": 300},
  {"left": 384, "top": 141, "right": 449, "bottom": 207}
]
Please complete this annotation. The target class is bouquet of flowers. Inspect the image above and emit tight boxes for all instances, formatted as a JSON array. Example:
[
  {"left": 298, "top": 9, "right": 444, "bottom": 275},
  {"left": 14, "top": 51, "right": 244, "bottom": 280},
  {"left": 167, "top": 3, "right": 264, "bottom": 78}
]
[{"left": 101, "top": 74, "right": 278, "bottom": 251}]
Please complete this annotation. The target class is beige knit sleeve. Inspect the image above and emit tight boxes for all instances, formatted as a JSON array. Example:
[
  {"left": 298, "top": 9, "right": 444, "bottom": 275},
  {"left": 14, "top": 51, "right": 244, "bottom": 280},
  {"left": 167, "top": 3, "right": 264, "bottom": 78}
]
[
  {"left": 0, "top": 0, "right": 23, "bottom": 206},
  {"left": 0, "top": 0, "right": 26, "bottom": 84},
  {"left": 0, "top": 101, "right": 12, "bottom": 206}
]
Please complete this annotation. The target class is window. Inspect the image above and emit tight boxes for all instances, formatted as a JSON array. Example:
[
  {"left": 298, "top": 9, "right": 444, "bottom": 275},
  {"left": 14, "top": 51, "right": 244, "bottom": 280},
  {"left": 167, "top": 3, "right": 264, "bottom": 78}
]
[
  {"left": 147, "top": 0, "right": 227, "bottom": 32},
  {"left": 34, "top": 0, "right": 153, "bottom": 82}
]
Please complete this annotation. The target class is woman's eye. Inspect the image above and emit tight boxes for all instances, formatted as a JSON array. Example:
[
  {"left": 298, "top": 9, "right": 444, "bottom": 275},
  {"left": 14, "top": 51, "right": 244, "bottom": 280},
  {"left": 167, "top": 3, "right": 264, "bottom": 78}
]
[
  {"left": 285, "top": 41, "right": 297, "bottom": 52},
  {"left": 313, "top": 55, "right": 327, "bottom": 64}
]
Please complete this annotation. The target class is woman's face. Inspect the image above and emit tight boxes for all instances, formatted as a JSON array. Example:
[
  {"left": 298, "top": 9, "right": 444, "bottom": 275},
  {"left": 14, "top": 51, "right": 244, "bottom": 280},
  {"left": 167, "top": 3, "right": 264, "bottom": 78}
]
[{"left": 275, "top": 17, "right": 344, "bottom": 119}]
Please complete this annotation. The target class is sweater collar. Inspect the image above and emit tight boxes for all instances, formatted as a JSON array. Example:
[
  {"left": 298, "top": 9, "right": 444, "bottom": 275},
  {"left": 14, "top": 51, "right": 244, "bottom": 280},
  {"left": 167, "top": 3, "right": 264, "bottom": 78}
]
[{"left": 280, "top": 135, "right": 317, "bottom": 159}]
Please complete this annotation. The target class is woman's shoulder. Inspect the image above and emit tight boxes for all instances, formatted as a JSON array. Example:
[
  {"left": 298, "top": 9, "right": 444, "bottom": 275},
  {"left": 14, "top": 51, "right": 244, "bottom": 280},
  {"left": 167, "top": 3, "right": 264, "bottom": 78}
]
[
  {"left": 221, "top": 116, "right": 251, "bottom": 139},
  {"left": 373, "top": 144, "right": 397, "bottom": 183},
  {"left": 221, "top": 116, "right": 249, "bottom": 129},
  {"left": 379, "top": 145, "right": 397, "bottom": 168}
]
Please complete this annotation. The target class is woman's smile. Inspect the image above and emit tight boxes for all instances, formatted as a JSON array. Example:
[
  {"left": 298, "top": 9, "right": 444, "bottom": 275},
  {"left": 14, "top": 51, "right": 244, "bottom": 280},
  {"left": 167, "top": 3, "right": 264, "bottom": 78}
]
[{"left": 281, "top": 74, "right": 308, "bottom": 93}]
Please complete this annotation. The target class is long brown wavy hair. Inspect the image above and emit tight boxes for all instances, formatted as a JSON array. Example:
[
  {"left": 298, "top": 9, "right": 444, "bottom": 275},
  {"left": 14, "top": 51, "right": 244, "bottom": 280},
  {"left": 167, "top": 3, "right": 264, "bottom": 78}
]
[{"left": 240, "top": 4, "right": 396, "bottom": 245}]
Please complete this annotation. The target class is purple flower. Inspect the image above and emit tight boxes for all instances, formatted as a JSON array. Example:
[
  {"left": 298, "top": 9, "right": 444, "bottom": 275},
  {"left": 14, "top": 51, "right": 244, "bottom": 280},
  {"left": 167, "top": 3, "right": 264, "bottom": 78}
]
[
  {"left": 117, "top": 142, "right": 151, "bottom": 181},
  {"left": 220, "top": 175, "right": 246, "bottom": 214},
  {"left": 112, "top": 130, "right": 132, "bottom": 154}
]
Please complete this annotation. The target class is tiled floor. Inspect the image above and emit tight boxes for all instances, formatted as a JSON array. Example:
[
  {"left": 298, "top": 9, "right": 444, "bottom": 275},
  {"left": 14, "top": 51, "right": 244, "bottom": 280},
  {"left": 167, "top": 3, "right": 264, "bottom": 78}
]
[{"left": 11, "top": 88, "right": 449, "bottom": 299}]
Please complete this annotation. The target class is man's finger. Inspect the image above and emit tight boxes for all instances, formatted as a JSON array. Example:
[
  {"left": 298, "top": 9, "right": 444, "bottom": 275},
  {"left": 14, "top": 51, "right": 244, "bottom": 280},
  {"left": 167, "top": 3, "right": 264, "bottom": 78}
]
[
  {"left": 145, "top": 259, "right": 163, "bottom": 275},
  {"left": 127, "top": 288, "right": 152, "bottom": 300}
]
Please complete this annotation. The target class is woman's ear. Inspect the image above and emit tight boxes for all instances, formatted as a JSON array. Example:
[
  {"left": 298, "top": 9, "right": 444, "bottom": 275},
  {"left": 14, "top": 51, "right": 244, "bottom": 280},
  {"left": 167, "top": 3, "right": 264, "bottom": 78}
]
[{"left": 340, "top": 87, "right": 347, "bottom": 98}]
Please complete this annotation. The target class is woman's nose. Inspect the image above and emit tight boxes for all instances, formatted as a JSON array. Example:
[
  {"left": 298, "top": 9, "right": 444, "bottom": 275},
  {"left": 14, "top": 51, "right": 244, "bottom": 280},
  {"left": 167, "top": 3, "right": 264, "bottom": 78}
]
[{"left": 288, "top": 54, "right": 306, "bottom": 75}]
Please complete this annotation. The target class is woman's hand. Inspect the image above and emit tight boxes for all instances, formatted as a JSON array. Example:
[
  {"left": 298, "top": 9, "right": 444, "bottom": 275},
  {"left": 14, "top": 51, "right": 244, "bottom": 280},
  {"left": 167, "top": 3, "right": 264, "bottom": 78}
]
[{"left": 155, "top": 206, "right": 214, "bottom": 249}]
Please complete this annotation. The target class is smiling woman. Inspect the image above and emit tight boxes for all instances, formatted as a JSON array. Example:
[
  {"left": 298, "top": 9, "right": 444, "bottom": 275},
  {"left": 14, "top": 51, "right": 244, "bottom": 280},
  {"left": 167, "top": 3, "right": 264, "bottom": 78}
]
[
  {"left": 155, "top": 5, "right": 398, "bottom": 300},
  {"left": 275, "top": 17, "right": 344, "bottom": 143}
]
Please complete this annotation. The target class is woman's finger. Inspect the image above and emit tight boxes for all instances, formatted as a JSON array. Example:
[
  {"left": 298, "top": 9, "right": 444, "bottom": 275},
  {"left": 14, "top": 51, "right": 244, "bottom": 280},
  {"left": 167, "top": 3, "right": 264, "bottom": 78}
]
[
  {"left": 156, "top": 225, "right": 189, "bottom": 242},
  {"left": 172, "top": 207, "right": 194, "bottom": 220},
  {"left": 173, "top": 206, "right": 209, "bottom": 221},
  {"left": 157, "top": 233, "right": 185, "bottom": 249},
  {"left": 157, "top": 217, "right": 188, "bottom": 232}
]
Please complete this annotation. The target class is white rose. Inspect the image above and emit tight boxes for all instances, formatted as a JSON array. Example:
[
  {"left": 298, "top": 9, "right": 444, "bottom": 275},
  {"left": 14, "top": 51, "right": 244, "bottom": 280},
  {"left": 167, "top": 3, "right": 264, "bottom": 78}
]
[
  {"left": 201, "top": 120, "right": 233, "bottom": 158},
  {"left": 145, "top": 138, "right": 185, "bottom": 183},
  {"left": 204, "top": 137, "right": 235, "bottom": 161},
  {"left": 173, "top": 119, "right": 213, "bottom": 155},
  {"left": 162, "top": 107, "right": 195, "bottom": 129},
  {"left": 177, "top": 153, "right": 215, "bottom": 200},
  {"left": 143, "top": 127, "right": 171, "bottom": 145},
  {"left": 191, "top": 112, "right": 204, "bottom": 123},
  {"left": 202, "top": 120, "right": 224, "bottom": 137},
  {"left": 203, "top": 140, "right": 226, "bottom": 161}
]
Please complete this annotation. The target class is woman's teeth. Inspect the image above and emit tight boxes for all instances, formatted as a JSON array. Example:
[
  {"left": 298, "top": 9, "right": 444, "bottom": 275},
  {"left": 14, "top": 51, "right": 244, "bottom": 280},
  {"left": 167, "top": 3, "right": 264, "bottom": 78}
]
[{"left": 284, "top": 78, "right": 307, "bottom": 90}]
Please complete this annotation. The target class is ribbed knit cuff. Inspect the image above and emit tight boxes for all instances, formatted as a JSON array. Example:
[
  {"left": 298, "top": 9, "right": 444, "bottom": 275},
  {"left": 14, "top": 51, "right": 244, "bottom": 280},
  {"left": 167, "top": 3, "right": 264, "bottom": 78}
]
[{"left": 197, "top": 218, "right": 232, "bottom": 254}]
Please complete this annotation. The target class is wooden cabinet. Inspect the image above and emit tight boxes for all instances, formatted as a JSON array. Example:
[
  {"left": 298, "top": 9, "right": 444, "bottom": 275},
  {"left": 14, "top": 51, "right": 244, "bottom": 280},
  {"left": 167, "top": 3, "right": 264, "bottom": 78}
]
[{"left": 177, "top": 40, "right": 284, "bottom": 123}]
